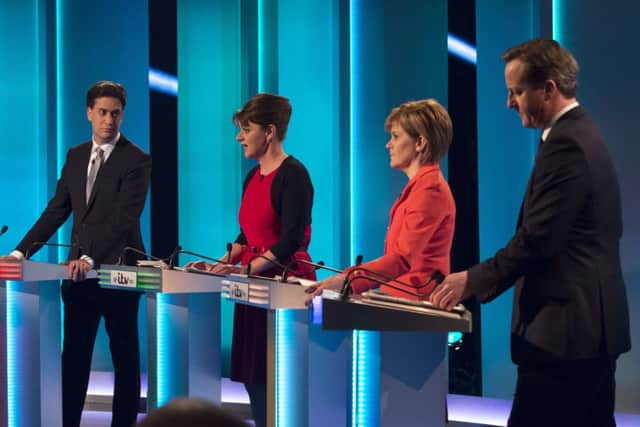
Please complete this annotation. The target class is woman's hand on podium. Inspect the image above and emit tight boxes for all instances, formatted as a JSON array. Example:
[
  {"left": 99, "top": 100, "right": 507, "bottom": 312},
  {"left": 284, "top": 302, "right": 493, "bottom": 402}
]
[{"left": 304, "top": 273, "right": 345, "bottom": 306}]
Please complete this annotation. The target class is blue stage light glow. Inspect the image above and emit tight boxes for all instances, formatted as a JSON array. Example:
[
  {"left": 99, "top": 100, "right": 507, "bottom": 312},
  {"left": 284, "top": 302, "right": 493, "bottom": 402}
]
[
  {"left": 275, "top": 309, "right": 296, "bottom": 427},
  {"left": 448, "top": 331, "right": 464, "bottom": 346},
  {"left": 6, "top": 281, "right": 19, "bottom": 427},
  {"left": 156, "top": 293, "right": 170, "bottom": 406},
  {"left": 552, "top": 0, "right": 563, "bottom": 42},
  {"left": 149, "top": 68, "right": 178, "bottom": 96},
  {"left": 447, "top": 34, "right": 477, "bottom": 65}
]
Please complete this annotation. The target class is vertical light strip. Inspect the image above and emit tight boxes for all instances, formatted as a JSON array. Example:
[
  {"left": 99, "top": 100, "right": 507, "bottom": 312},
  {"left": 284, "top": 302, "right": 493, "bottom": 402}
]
[
  {"left": 349, "top": 0, "right": 358, "bottom": 259},
  {"left": 257, "top": 0, "right": 265, "bottom": 92},
  {"left": 156, "top": 293, "right": 169, "bottom": 406},
  {"left": 6, "top": 282, "right": 18, "bottom": 427},
  {"left": 552, "top": 0, "right": 562, "bottom": 42},
  {"left": 349, "top": 3, "right": 380, "bottom": 424},
  {"left": 275, "top": 309, "right": 296, "bottom": 427},
  {"left": 56, "top": 0, "right": 65, "bottom": 263},
  {"left": 352, "top": 330, "right": 379, "bottom": 426}
]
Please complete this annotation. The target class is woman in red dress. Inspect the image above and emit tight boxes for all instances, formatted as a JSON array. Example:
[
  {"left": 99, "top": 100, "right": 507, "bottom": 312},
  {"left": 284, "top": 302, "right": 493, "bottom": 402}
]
[
  {"left": 306, "top": 99, "right": 455, "bottom": 303},
  {"left": 187, "top": 93, "right": 315, "bottom": 427}
]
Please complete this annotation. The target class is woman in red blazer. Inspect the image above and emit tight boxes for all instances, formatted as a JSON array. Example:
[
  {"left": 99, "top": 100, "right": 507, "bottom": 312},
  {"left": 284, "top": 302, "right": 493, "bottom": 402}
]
[{"left": 306, "top": 99, "right": 455, "bottom": 302}]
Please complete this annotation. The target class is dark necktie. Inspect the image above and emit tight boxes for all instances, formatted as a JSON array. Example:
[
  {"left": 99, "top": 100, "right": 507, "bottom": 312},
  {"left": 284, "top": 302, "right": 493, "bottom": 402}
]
[{"left": 86, "top": 148, "right": 104, "bottom": 203}]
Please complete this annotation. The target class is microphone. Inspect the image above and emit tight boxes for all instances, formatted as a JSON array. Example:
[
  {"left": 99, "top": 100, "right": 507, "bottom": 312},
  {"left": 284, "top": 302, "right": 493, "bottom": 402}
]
[
  {"left": 288, "top": 259, "right": 343, "bottom": 274},
  {"left": 338, "top": 254, "right": 365, "bottom": 299},
  {"left": 175, "top": 249, "right": 230, "bottom": 265},
  {"left": 225, "top": 242, "right": 233, "bottom": 264},
  {"left": 248, "top": 254, "right": 290, "bottom": 280},
  {"left": 339, "top": 264, "right": 445, "bottom": 301},
  {"left": 117, "top": 246, "right": 163, "bottom": 265},
  {"left": 166, "top": 245, "right": 182, "bottom": 269},
  {"left": 25, "top": 241, "right": 82, "bottom": 259},
  {"left": 0, "top": 225, "right": 7, "bottom": 237}
]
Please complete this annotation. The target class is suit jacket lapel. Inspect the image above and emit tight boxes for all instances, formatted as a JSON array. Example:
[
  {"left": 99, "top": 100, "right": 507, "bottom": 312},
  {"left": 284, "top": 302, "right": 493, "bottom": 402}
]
[{"left": 78, "top": 143, "right": 92, "bottom": 213}]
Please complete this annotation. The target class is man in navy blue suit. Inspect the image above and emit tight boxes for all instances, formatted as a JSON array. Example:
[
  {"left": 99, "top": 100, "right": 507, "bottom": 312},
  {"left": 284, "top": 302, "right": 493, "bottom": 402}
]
[
  {"left": 4, "top": 81, "right": 151, "bottom": 427},
  {"left": 431, "top": 39, "right": 630, "bottom": 427}
]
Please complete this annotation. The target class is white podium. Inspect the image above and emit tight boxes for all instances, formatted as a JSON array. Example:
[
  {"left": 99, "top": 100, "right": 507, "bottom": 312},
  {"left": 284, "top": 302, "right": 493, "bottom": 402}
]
[
  {"left": 222, "top": 274, "right": 309, "bottom": 427},
  {"left": 0, "top": 259, "right": 96, "bottom": 427},
  {"left": 97, "top": 265, "right": 223, "bottom": 410},
  {"left": 318, "top": 292, "right": 472, "bottom": 427}
]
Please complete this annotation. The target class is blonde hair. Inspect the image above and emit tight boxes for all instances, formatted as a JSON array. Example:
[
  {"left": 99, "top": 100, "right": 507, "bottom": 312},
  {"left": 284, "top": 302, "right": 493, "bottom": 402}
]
[{"left": 385, "top": 99, "right": 452, "bottom": 164}]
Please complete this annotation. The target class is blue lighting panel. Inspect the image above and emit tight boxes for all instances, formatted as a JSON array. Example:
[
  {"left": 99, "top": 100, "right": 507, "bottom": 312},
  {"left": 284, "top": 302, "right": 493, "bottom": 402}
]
[
  {"left": 6, "top": 282, "right": 19, "bottom": 427},
  {"left": 349, "top": 0, "right": 359, "bottom": 259},
  {"left": 149, "top": 68, "right": 178, "bottom": 96},
  {"left": 352, "top": 330, "right": 380, "bottom": 426},
  {"left": 156, "top": 293, "right": 170, "bottom": 406},
  {"left": 447, "top": 33, "right": 477, "bottom": 65},
  {"left": 275, "top": 309, "right": 297, "bottom": 427},
  {"left": 552, "top": 0, "right": 563, "bottom": 42}
]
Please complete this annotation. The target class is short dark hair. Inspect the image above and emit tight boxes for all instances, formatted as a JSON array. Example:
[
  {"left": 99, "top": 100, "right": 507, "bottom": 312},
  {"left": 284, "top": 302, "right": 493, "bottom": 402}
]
[
  {"left": 135, "top": 398, "right": 248, "bottom": 427},
  {"left": 502, "top": 38, "right": 579, "bottom": 98},
  {"left": 86, "top": 81, "right": 127, "bottom": 109},
  {"left": 385, "top": 99, "right": 453, "bottom": 164},
  {"left": 233, "top": 93, "right": 292, "bottom": 141}
]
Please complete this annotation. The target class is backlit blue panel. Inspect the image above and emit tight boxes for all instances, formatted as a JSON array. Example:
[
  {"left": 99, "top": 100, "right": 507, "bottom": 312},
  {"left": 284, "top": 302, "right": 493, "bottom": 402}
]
[
  {"left": 6, "top": 282, "right": 19, "bottom": 427},
  {"left": 275, "top": 309, "right": 297, "bottom": 427},
  {"left": 156, "top": 293, "right": 171, "bottom": 406},
  {"left": 352, "top": 330, "right": 380, "bottom": 426},
  {"left": 148, "top": 68, "right": 178, "bottom": 96},
  {"left": 177, "top": 0, "right": 242, "bottom": 377},
  {"left": 476, "top": 1, "right": 540, "bottom": 398},
  {"left": 552, "top": 0, "right": 564, "bottom": 42},
  {"left": 447, "top": 34, "right": 477, "bottom": 64}
]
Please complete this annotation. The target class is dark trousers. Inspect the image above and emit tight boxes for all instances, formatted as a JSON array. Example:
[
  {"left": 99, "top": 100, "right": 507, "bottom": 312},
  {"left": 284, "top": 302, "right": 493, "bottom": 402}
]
[
  {"left": 508, "top": 356, "right": 617, "bottom": 427},
  {"left": 61, "top": 280, "right": 141, "bottom": 427},
  {"left": 245, "top": 383, "right": 267, "bottom": 427}
]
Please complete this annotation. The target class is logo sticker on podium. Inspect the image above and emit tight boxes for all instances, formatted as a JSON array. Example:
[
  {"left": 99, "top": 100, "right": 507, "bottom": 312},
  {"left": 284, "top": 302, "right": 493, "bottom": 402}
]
[
  {"left": 227, "top": 281, "right": 249, "bottom": 301},
  {"left": 109, "top": 270, "right": 137, "bottom": 288}
]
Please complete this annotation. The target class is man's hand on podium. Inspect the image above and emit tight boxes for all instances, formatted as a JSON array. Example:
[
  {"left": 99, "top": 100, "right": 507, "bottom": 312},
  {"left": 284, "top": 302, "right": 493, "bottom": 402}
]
[
  {"left": 65, "top": 259, "right": 92, "bottom": 282},
  {"left": 429, "top": 270, "right": 470, "bottom": 311},
  {"left": 0, "top": 255, "right": 19, "bottom": 262}
]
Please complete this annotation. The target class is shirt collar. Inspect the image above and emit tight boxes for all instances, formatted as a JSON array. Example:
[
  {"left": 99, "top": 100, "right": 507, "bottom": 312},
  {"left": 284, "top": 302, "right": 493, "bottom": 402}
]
[
  {"left": 541, "top": 102, "right": 579, "bottom": 142},
  {"left": 91, "top": 133, "right": 119, "bottom": 154}
]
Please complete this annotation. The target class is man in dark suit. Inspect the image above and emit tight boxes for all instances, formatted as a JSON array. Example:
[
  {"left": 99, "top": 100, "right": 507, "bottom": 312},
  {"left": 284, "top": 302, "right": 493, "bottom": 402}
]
[
  {"left": 3, "top": 81, "right": 151, "bottom": 427},
  {"left": 431, "top": 39, "right": 630, "bottom": 426}
]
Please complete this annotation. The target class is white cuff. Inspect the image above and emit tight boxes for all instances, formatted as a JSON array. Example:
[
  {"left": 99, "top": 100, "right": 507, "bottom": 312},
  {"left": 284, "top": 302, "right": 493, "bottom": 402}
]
[
  {"left": 80, "top": 255, "right": 95, "bottom": 269},
  {"left": 10, "top": 250, "right": 24, "bottom": 260}
]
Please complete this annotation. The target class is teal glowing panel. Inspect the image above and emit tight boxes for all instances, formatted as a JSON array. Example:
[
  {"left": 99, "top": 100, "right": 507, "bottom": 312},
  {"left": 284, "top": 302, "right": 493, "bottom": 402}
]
[
  {"left": 1, "top": 1, "right": 52, "bottom": 424},
  {"left": 352, "top": 330, "right": 380, "bottom": 426},
  {"left": 552, "top": 0, "right": 564, "bottom": 42},
  {"left": 156, "top": 293, "right": 171, "bottom": 406},
  {"left": 178, "top": 0, "right": 243, "bottom": 376},
  {"left": 476, "top": 1, "right": 540, "bottom": 398},
  {"left": 6, "top": 282, "right": 19, "bottom": 427},
  {"left": 275, "top": 310, "right": 297, "bottom": 427},
  {"left": 277, "top": 0, "right": 345, "bottom": 270}
]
